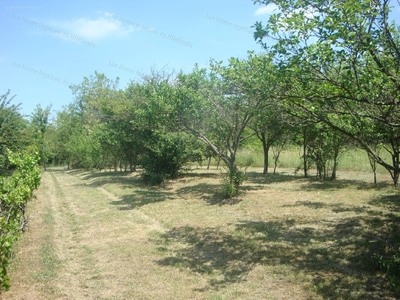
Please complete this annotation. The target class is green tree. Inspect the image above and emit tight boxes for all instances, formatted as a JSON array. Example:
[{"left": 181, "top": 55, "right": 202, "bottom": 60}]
[
  {"left": 54, "top": 104, "right": 84, "bottom": 168},
  {"left": 68, "top": 72, "right": 124, "bottom": 170},
  {"left": 253, "top": 0, "right": 400, "bottom": 186},
  {"left": 0, "top": 91, "right": 29, "bottom": 171},
  {"left": 30, "top": 104, "right": 52, "bottom": 170},
  {"left": 133, "top": 72, "right": 203, "bottom": 184},
  {"left": 175, "top": 61, "right": 263, "bottom": 197},
  {"left": 225, "top": 52, "right": 291, "bottom": 174}
]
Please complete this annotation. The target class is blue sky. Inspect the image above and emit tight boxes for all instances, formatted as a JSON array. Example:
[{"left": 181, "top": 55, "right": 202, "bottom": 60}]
[
  {"left": 1, "top": 0, "right": 275, "bottom": 118},
  {"left": 3, "top": 1, "right": 400, "bottom": 119}
]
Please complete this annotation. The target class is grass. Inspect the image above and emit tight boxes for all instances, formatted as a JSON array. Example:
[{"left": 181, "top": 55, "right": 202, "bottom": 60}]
[
  {"left": 74, "top": 167, "right": 399, "bottom": 298},
  {"left": 35, "top": 207, "right": 60, "bottom": 283},
  {"left": 235, "top": 146, "right": 392, "bottom": 174},
  {"left": 4, "top": 153, "right": 400, "bottom": 299}
]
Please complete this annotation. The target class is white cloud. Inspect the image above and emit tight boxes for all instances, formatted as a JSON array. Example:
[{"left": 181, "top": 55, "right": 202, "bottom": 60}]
[
  {"left": 52, "top": 14, "right": 134, "bottom": 41},
  {"left": 254, "top": 4, "right": 278, "bottom": 15}
]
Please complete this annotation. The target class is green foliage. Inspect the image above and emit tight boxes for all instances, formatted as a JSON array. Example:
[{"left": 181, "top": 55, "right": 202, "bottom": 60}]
[
  {"left": 0, "top": 149, "right": 41, "bottom": 291},
  {"left": 221, "top": 167, "right": 247, "bottom": 198},
  {"left": 298, "top": 123, "right": 352, "bottom": 180},
  {"left": 253, "top": 0, "right": 400, "bottom": 185},
  {"left": 30, "top": 104, "right": 52, "bottom": 169},
  {"left": 67, "top": 131, "right": 102, "bottom": 169},
  {"left": 141, "top": 132, "right": 199, "bottom": 185},
  {"left": 0, "top": 91, "right": 30, "bottom": 171},
  {"left": 367, "top": 220, "right": 400, "bottom": 291},
  {"left": 374, "top": 247, "right": 400, "bottom": 290}
]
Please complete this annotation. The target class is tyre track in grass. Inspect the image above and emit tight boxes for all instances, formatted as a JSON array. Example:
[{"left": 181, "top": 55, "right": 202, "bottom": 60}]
[
  {"left": 5, "top": 169, "right": 321, "bottom": 300},
  {"left": 45, "top": 170, "right": 172, "bottom": 299},
  {"left": 2, "top": 170, "right": 60, "bottom": 299},
  {"left": 47, "top": 170, "right": 103, "bottom": 299},
  {"left": 5, "top": 169, "right": 203, "bottom": 300}
]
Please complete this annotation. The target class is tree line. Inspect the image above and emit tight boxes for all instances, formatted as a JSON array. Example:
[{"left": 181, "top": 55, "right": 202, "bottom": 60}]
[
  {"left": 4, "top": 0, "right": 400, "bottom": 194},
  {"left": 37, "top": 0, "right": 399, "bottom": 193}
]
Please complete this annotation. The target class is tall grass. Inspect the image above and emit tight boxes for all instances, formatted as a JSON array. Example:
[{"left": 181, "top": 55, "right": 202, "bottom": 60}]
[{"left": 235, "top": 145, "right": 391, "bottom": 174}]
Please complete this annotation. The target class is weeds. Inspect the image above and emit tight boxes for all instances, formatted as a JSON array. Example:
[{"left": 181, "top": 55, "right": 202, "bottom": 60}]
[{"left": 221, "top": 167, "right": 247, "bottom": 198}]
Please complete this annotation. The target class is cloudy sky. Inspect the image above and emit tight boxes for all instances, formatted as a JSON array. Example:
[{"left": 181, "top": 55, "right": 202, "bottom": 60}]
[{"left": 1, "top": 0, "right": 278, "bottom": 118}]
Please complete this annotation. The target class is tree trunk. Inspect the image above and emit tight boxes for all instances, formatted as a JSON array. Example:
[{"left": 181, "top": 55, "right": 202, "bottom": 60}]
[
  {"left": 129, "top": 159, "right": 135, "bottom": 172},
  {"left": 207, "top": 155, "right": 211, "bottom": 170},
  {"left": 261, "top": 132, "right": 269, "bottom": 175},
  {"left": 303, "top": 130, "right": 308, "bottom": 178},
  {"left": 273, "top": 150, "right": 281, "bottom": 175},
  {"left": 331, "top": 159, "right": 337, "bottom": 181},
  {"left": 391, "top": 152, "right": 399, "bottom": 187},
  {"left": 393, "top": 170, "right": 399, "bottom": 188}
]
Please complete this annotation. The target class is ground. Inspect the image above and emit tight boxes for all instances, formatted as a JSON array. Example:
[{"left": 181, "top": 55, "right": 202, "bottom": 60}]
[{"left": 2, "top": 167, "right": 399, "bottom": 299}]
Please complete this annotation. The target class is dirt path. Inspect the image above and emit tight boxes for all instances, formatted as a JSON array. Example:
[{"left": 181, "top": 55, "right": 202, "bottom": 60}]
[{"left": 2, "top": 170, "right": 188, "bottom": 300}]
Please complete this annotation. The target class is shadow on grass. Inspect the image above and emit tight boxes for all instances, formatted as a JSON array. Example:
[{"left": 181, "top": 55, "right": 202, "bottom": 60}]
[
  {"left": 283, "top": 200, "right": 371, "bottom": 214},
  {"left": 108, "top": 189, "right": 172, "bottom": 210},
  {"left": 245, "top": 171, "right": 303, "bottom": 186},
  {"left": 244, "top": 170, "right": 392, "bottom": 192},
  {"left": 156, "top": 194, "right": 400, "bottom": 299},
  {"left": 301, "top": 179, "right": 392, "bottom": 191},
  {"left": 67, "top": 169, "right": 142, "bottom": 190},
  {"left": 177, "top": 182, "right": 243, "bottom": 206},
  {"left": 370, "top": 194, "right": 400, "bottom": 212},
  {"left": 177, "top": 183, "right": 225, "bottom": 205},
  {"left": 177, "top": 170, "right": 221, "bottom": 180}
]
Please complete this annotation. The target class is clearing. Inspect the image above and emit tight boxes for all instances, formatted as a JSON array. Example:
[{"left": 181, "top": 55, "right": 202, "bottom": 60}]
[{"left": 2, "top": 167, "right": 399, "bottom": 299}]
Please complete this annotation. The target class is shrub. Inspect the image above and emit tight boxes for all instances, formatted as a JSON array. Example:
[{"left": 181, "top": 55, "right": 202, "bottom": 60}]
[
  {"left": 221, "top": 167, "right": 247, "bottom": 198},
  {"left": 0, "top": 149, "right": 41, "bottom": 291},
  {"left": 141, "top": 132, "right": 197, "bottom": 185}
]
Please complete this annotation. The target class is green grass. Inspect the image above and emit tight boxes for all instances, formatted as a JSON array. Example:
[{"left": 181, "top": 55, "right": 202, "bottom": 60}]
[
  {"left": 77, "top": 167, "right": 399, "bottom": 299},
  {"left": 235, "top": 146, "right": 392, "bottom": 174},
  {"left": 6, "top": 163, "right": 400, "bottom": 299},
  {"left": 33, "top": 207, "right": 61, "bottom": 296}
]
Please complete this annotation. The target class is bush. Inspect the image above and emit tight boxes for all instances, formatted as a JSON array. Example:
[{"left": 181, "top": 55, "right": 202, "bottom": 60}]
[
  {"left": 0, "top": 149, "right": 41, "bottom": 291},
  {"left": 221, "top": 167, "right": 247, "bottom": 198},
  {"left": 372, "top": 235, "right": 400, "bottom": 292},
  {"left": 141, "top": 132, "right": 198, "bottom": 185}
]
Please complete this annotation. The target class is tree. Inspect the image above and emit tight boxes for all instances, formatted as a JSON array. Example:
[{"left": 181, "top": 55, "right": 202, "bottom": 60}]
[
  {"left": 236, "top": 53, "right": 291, "bottom": 174},
  {"left": 30, "top": 104, "right": 52, "bottom": 170},
  {"left": 132, "top": 72, "right": 204, "bottom": 184},
  {"left": 54, "top": 104, "right": 84, "bottom": 169},
  {"left": 0, "top": 91, "right": 29, "bottom": 171},
  {"left": 253, "top": 0, "right": 400, "bottom": 186},
  {"left": 174, "top": 59, "right": 267, "bottom": 196},
  {"left": 67, "top": 72, "right": 126, "bottom": 170}
]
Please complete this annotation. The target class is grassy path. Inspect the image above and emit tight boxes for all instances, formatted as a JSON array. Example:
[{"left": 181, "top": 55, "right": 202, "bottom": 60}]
[
  {"left": 3, "top": 169, "right": 316, "bottom": 300},
  {"left": 4, "top": 170, "right": 190, "bottom": 299}
]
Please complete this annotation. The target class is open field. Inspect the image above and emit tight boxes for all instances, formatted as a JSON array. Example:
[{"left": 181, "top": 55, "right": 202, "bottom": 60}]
[{"left": 3, "top": 166, "right": 400, "bottom": 299}]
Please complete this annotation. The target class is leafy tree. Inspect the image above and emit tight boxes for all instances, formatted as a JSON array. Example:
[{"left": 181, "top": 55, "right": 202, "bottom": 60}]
[
  {"left": 30, "top": 104, "right": 52, "bottom": 170},
  {"left": 231, "top": 52, "right": 291, "bottom": 174},
  {"left": 67, "top": 72, "right": 128, "bottom": 170},
  {"left": 253, "top": 0, "right": 400, "bottom": 186},
  {"left": 174, "top": 61, "right": 262, "bottom": 196},
  {"left": 132, "top": 72, "right": 204, "bottom": 183},
  {"left": 0, "top": 149, "right": 41, "bottom": 290},
  {"left": 54, "top": 104, "right": 84, "bottom": 168},
  {"left": 140, "top": 132, "right": 200, "bottom": 184},
  {"left": 0, "top": 91, "right": 29, "bottom": 171}
]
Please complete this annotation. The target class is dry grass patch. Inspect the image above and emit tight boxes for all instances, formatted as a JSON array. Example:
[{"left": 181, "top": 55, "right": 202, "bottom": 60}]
[{"left": 4, "top": 166, "right": 400, "bottom": 299}]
